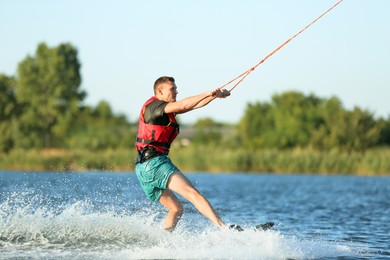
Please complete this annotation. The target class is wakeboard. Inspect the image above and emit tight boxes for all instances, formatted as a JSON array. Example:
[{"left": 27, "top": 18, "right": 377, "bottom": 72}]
[{"left": 229, "top": 222, "right": 274, "bottom": 232}]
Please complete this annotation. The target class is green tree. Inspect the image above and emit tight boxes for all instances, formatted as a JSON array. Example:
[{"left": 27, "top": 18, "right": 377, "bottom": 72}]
[
  {"left": 238, "top": 91, "right": 324, "bottom": 149},
  {"left": 310, "top": 96, "right": 346, "bottom": 150},
  {"left": 237, "top": 91, "right": 382, "bottom": 152},
  {"left": 0, "top": 74, "right": 18, "bottom": 152},
  {"left": 191, "top": 118, "right": 224, "bottom": 146},
  {"left": 344, "top": 108, "right": 381, "bottom": 152},
  {"left": 94, "top": 100, "right": 113, "bottom": 119},
  {"left": 237, "top": 101, "right": 275, "bottom": 149},
  {"left": 271, "top": 91, "right": 323, "bottom": 148},
  {"left": 66, "top": 101, "right": 133, "bottom": 150},
  {"left": 15, "top": 42, "right": 85, "bottom": 148},
  {"left": 312, "top": 99, "right": 381, "bottom": 152},
  {"left": 378, "top": 116, "right": 390, "bottom": 146}
]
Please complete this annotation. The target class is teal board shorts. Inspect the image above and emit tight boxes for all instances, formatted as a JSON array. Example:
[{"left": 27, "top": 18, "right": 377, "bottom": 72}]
[{"left": 135, "top": 155, "right": 179, "bottom": 202}]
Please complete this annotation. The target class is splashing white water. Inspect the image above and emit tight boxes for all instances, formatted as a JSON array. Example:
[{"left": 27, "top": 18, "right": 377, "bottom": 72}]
[{"left": 0, "top": 194, "right": 359, "bottom": 259}]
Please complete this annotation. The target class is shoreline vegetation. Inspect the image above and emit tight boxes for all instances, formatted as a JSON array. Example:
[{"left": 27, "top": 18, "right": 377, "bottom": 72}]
[{"left": 1, "top": 147, "right": 389, "bottom": 176}]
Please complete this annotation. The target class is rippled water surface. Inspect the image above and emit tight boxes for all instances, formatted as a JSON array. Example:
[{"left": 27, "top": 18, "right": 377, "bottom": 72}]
[{"left": 1, "top": 171, "right": 389, "bottom": 259}]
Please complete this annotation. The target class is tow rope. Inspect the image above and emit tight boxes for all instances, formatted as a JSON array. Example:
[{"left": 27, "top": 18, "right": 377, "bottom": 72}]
[{"left": 220, "top": 0, "right": 344, "bottom": 93}]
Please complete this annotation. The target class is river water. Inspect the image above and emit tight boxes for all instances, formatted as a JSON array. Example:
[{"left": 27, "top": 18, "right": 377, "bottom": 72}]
[{"left": 0, "top": 171, "right": 389, "bottom": 259}]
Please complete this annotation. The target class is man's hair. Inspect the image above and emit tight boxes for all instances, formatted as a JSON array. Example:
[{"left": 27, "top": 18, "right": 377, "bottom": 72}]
[{"left": 154, "top": 76, "right": 175, "bottom": 94}]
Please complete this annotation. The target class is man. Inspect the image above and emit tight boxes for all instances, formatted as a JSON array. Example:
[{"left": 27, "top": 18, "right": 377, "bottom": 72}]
[{"left": 135, "top": 76, "right": 230, "bottom": 231}]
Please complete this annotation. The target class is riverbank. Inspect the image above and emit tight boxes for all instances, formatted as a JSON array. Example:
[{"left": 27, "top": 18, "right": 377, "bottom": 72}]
[{"left": 1, "top": 147, "right": 389, "bottom": 175}]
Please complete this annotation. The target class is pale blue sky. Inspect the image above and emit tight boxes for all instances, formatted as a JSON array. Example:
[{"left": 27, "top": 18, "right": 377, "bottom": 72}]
[{"left": 1, "top": 0, "right": 389, "bottom": 124}]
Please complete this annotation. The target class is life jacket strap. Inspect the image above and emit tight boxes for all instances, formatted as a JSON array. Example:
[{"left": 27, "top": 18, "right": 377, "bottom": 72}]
[{"left": 136, "top": 137, "right": 171, "bottom": 149}]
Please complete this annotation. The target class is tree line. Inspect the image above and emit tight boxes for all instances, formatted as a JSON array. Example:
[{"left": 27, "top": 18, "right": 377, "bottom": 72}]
[
  {"left": 1, "top": 42, "right": 390, "bottom": 155},
  {"left": 236, "top": 92, "right": 390, "bottom": 152},
  {"left": 0, "top": 42, "right": 134, "bottom": 153}
]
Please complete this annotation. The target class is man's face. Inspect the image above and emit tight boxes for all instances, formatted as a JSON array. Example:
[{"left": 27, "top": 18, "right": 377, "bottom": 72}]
[{"left": 159, "top": 82, "right": 178, "bottom": 102}]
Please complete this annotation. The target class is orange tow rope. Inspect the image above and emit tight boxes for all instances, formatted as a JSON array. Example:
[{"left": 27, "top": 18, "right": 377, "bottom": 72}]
[{"left": 220, "top": 0, "right": 344, "bottom": 93}]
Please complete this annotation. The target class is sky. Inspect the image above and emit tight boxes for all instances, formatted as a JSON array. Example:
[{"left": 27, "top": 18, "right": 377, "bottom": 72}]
[{"left": 1, "top": 0, "right": 389, "bottom": 124}]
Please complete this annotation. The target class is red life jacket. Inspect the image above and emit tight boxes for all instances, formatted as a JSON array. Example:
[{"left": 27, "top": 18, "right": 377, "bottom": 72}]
[{"left": 135, "top": 96, "right": 180, "bottom": 154}]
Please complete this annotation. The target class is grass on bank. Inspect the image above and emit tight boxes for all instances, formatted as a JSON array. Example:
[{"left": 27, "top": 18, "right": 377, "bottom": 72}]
[
  {"left": 171, "top": 146, "right": 390, "bottom": 175},
  {"left": 1, "top": 147, "right": 389, "bottom": 175},
  {"left": 0, "top": 148, "right": 135, "bottom": 172}
]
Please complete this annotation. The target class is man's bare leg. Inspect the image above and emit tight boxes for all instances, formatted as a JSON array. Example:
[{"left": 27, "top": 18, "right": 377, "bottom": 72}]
[
  {"left": 165, "top": 172, "right": 225, "bottom": 228},
  {"left": 159, "top": 189, "right": 183, "bottom": 231}
]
